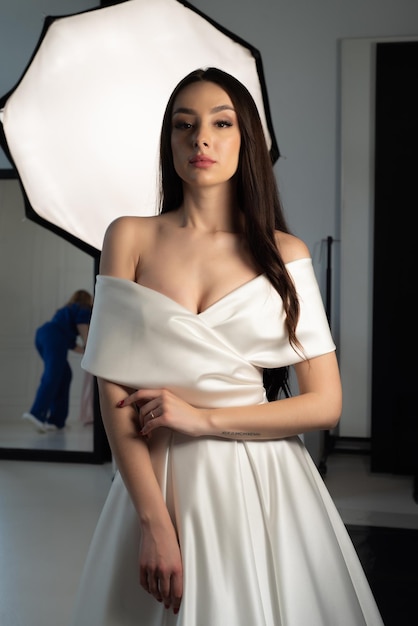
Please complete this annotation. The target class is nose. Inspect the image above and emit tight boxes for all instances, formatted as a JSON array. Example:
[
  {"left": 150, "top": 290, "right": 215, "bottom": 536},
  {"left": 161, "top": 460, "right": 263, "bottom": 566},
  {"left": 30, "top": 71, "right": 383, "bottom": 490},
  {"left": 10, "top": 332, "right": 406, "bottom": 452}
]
[
  {"left": 192, "top": 124, "right": 209, "bottom": 149},
  {"left": 193, "top": 137, "right": 209, "bottom": 148}
]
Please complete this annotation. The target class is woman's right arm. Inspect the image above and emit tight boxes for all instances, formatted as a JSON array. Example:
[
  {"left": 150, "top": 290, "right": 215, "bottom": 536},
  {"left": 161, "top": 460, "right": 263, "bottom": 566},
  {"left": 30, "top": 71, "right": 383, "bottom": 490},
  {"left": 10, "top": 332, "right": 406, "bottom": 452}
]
[
  {"left": 98, "top": 378, "right": 183, "bottom": 613},
  {"left": 97, "top": 217, "right": 183, "bottom": 614}
]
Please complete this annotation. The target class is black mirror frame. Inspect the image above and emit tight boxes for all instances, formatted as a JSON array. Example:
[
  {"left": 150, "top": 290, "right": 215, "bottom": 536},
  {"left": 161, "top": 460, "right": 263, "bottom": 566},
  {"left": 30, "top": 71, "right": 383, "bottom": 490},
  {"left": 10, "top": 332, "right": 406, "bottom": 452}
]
[{"left": 0, "top": 170, "right": 111, "bottom": 464}]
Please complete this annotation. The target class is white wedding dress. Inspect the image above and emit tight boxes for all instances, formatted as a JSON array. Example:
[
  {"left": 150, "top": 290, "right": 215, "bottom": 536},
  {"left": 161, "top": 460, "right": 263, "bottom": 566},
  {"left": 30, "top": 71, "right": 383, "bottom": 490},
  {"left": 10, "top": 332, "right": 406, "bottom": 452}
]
[{"left": 71, "top": 258, "right": 384, "bottom": 626}]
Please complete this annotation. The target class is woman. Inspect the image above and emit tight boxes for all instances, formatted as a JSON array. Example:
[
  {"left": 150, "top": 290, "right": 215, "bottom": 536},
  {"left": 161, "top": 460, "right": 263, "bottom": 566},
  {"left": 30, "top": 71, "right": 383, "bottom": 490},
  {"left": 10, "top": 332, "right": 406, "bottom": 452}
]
[
  {"left": 22, "top": 289, "right": 93, "bottom": 432},
  {"left": 72, "top": 69, "right": 383, "bottom": 625}
]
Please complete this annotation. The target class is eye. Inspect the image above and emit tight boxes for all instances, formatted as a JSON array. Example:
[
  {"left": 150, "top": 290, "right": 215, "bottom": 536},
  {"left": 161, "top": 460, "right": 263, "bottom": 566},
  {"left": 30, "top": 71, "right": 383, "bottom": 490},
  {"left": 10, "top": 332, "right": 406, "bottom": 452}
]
[
  {"left": 173, "top": 120, "right": 193, "bottom": 130},
  {"left": 215, "top": 120, "right": 233, "bottom": 128}
]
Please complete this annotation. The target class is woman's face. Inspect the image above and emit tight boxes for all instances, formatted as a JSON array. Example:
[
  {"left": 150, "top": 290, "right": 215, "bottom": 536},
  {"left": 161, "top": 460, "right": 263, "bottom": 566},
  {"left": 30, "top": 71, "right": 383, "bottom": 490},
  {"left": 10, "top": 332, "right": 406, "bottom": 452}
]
[{"left": 170, "top": 81, "right": 241, "bottom": 189}]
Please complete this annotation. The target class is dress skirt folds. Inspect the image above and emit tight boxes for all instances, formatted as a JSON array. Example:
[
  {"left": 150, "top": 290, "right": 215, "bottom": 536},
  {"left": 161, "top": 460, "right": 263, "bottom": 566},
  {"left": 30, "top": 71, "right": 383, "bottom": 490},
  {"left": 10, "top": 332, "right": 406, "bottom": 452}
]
[{"left": 71, "top": 259, "right": 384, "bottom": 626}]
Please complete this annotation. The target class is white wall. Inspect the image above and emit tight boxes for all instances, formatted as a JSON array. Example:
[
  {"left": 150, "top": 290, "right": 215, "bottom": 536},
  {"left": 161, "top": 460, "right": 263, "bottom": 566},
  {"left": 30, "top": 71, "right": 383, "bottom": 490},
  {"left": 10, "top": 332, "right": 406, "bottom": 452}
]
[
  {"left": 1, "top": 0, "right": 418, "bottom": 439},
  {"left": 340, "top": 38, "right": 377, "bottom": 437}
]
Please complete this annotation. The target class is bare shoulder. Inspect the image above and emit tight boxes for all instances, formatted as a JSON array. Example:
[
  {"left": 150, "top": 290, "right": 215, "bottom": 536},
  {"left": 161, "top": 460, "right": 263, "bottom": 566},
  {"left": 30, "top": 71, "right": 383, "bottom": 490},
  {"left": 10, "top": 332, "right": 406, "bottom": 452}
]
[
  {"left": 274, "top": 231, "right": 311, "bottom": 264},
  {"left": 100, "top": 215, "right": 160, "bottom": 279},
  {"left": 104, "top": 214, "right": 156, "bottom": 241}
]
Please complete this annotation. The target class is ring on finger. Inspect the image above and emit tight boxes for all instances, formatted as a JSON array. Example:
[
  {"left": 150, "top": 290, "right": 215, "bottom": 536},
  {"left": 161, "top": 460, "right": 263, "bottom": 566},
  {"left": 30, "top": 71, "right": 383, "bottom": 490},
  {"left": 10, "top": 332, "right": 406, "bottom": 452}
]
[{"left": 150, "top": 411, "right": 156, "bottom": 419}]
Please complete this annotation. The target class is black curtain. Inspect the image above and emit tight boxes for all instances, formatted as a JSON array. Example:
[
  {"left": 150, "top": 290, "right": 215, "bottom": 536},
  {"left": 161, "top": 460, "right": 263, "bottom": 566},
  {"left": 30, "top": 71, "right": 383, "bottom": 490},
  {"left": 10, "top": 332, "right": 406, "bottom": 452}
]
[{"left": 371, "top": 41, "right": 418, "bottom": 475}]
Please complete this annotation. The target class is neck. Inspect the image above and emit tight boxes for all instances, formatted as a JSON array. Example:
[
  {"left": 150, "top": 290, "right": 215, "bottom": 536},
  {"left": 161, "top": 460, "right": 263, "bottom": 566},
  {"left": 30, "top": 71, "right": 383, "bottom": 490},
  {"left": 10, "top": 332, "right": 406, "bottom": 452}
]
[{"left": 179, "top": 183, "right": 241, "bottom": 233}]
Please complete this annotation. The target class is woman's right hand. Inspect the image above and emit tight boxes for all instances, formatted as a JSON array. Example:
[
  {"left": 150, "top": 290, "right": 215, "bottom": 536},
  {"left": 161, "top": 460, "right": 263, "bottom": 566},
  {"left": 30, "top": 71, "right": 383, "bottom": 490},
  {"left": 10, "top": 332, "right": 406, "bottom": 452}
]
[{"left": 139, "top": 522, "right": 183, "bottom": 615}]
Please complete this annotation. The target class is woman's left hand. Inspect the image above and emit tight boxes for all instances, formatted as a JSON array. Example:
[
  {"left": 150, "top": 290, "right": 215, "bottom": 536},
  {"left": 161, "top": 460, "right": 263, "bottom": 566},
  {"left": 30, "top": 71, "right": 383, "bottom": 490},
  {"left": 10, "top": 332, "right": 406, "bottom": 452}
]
[{"left": 118, "top": 389, "right": 208, "bottom": 438}]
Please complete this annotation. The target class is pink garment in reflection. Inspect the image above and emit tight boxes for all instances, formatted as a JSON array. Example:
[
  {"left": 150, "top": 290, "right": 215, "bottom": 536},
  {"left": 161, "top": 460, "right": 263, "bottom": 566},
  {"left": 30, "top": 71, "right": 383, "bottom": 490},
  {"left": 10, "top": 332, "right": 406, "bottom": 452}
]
[{"left": 78, "top": 371, "right": 94, "bottom": 425}]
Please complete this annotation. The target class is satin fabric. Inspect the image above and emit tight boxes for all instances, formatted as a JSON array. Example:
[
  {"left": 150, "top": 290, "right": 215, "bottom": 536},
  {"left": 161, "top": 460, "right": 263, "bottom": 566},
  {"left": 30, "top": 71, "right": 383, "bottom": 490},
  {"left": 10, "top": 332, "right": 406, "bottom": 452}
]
[{"left": 72, "top": 258, "right": 383, "bottom": 625}]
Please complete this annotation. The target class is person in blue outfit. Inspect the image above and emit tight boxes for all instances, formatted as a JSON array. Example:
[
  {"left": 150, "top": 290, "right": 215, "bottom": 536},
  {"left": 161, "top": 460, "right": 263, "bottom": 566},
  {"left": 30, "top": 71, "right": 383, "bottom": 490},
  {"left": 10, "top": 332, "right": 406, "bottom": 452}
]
[{"left": 22, "top": 289, "right": 93, "bottom": 433}]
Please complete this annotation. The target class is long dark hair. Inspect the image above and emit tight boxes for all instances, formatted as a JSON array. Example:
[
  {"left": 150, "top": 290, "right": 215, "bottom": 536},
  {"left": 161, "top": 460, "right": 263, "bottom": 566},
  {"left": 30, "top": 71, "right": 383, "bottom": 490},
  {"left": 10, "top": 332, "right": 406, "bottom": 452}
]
[{"left": 159, "top": 68, "right": 301, "bottom": 400}]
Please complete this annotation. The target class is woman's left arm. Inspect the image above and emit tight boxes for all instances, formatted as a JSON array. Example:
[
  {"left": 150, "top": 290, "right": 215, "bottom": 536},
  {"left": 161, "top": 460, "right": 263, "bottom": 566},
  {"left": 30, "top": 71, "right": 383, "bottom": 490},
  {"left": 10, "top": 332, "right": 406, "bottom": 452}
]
[
  {"left": 77, "top": 323, "right": 89, "bottom": 346},
  {"left": 72, "top": 323, "right": 90, "bottom": 354},
  {"left": 121, "top": 350, "right": 342, "bottom": 440}
]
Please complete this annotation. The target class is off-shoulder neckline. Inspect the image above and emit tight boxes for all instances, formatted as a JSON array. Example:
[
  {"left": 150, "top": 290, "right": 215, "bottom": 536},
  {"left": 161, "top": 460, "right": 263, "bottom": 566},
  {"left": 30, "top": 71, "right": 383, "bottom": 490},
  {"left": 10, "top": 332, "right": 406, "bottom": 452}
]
[{"left": 97, "top": 257, "right": 311, "bottom": 316}]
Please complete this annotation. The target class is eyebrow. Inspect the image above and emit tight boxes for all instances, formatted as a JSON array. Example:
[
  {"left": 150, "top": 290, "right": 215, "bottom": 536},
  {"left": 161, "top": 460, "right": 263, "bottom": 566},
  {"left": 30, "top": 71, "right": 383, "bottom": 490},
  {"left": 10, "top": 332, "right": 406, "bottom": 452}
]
[{"left": 172, "top": 104, "right": 235, "bottom": 115}]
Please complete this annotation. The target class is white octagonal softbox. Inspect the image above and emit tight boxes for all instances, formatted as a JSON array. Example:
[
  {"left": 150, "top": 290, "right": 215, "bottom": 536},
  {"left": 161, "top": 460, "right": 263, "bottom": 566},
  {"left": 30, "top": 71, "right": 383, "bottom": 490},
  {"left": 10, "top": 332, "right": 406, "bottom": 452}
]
[{"left": 0, "top": 0, "right": 279, "bottom": 255}]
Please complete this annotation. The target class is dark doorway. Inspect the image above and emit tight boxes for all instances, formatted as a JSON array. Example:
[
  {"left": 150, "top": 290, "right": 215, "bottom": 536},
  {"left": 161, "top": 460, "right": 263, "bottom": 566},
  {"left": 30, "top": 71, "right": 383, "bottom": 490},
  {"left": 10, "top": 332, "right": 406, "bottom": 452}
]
[{"left": 371, "top": 42, "right": 418, "bottom": 475}]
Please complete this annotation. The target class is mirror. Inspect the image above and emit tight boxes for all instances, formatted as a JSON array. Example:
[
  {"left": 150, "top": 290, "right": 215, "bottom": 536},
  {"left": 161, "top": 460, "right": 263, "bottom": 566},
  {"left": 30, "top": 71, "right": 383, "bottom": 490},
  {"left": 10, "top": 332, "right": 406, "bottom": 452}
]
[{"left": 0, "top": 176, "right": 110, "bottom": 463}]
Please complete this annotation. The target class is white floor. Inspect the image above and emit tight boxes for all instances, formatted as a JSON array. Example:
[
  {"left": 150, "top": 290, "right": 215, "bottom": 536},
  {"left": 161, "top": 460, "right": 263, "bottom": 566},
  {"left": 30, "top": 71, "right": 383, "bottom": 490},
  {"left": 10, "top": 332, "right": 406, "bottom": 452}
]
[
  {"left": 0, "top": 452, "right": 417, "bottom": 626},
  {"left": 325, "top": 452, "right": 418, "bottom": 530},
  {"left": 0, "top": 416, "right": 94, "bottom": 452},
  {"left": 0, "top": 459, "right": 113, "bottom": 626}
]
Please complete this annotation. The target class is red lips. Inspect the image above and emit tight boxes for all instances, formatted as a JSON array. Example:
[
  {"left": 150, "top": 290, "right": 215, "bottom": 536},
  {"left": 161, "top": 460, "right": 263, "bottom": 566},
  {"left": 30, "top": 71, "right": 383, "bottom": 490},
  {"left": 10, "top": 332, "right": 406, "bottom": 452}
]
[{"left": 189, "top": 155, "right": 215, "bottom": 164}]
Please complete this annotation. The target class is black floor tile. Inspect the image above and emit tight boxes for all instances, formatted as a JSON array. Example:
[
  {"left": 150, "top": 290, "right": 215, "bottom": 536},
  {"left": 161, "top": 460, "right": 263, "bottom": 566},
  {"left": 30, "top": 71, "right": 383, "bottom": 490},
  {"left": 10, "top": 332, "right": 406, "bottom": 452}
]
[{"left": 347, "top": 524, "right": 418, "bottom": 626}]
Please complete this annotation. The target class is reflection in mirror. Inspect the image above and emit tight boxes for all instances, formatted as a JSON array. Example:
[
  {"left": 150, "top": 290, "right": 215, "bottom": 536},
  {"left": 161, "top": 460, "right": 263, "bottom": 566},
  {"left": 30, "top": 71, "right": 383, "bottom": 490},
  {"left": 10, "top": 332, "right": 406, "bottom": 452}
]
[{"left": 0, "top": 177, "right": 96, "bottom": 457}]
